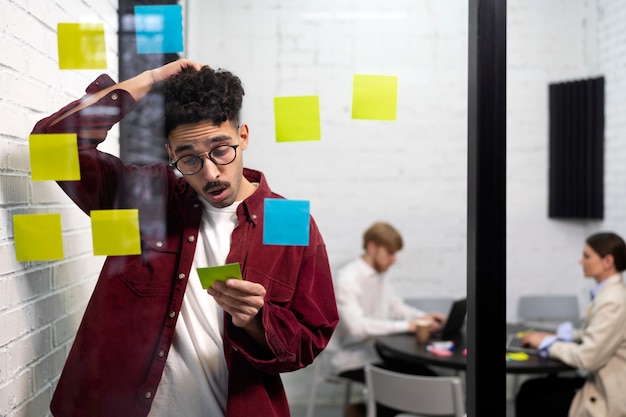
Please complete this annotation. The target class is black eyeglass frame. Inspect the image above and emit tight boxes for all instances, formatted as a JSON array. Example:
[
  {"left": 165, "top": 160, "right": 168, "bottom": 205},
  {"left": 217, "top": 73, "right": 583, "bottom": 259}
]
[{"left": 169, "top": 144, "right": 240, "bottom": 176}]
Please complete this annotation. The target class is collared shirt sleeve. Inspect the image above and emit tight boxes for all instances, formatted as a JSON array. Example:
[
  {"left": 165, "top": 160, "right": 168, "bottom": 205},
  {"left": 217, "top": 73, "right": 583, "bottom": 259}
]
[{"left": 541, "top": 322, "right": 573, "bottom": 357}]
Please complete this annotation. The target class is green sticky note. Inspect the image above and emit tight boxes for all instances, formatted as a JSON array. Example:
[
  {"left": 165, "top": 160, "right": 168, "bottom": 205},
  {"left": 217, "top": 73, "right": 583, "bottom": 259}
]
[
  {"left": 197, "top": 263, "right": 243, "bottom": 289},
  {"left": 57, "top": 22, "right": 107, "bottom": 70},
  {"left": 29, "top": 134, "right": 80, "bottom": 181},
  {"left": 274, "top": 96, "right": 321, "bottom": 142},
  {"left": 351, "top": 74, "right": 398, "bottom": 121},
  {"left": 14, "top": 213, "right": 64, "bottom": 261},
  {"left": 91, "top": 209, "right": 141, "bottom": 256}
]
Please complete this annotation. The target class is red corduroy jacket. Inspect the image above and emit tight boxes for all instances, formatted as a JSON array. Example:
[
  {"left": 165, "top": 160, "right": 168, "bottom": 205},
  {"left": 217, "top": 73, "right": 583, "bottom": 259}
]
[{"left": 32, "top": 75, "right": 338, "bottom": 417}]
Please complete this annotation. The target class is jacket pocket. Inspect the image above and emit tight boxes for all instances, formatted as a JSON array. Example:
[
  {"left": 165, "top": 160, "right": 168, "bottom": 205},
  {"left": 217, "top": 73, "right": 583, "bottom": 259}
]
[
  {"left": 245, "top": 267, "right": 295, "bottom": 304},
  {"left": 113, "top": 238, "right": 180, "bottom": 297}
]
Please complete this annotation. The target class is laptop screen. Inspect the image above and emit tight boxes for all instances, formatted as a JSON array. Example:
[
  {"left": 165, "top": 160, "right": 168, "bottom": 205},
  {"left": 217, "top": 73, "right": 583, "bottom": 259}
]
[{"left": 439, "top": 298, "right": 467, "bottom": 340}]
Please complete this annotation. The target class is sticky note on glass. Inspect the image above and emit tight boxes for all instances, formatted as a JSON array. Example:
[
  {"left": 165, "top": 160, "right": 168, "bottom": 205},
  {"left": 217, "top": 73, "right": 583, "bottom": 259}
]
[
  {"left": 506, "top": 352, "right": 529, "bottom": 362},
  {"left": 91, "top": 209, "right": 141, "bottom": 256},
  {"left": 29, "top": 134, "right": 80, "bottom": 181},
  {"left": 351, "top": 74, "right": 398, "bottom": 121},
  {"left": 135, "top": 5, "right": 184, "bottom": 54},
  {"left": 14, "top": 213, "right": 64, "bottom": 261},
  {"left": 197, "top": 263, "right": 243, "bottom": 289},
  {"left": 263, "top": 199, "right": 310, "bottom": 246},
  {"left": 57, "top": 23, "right": 107, "bottom": 70},
  {"left": 274, "top": 96, "right": 321, "bottom": 142}
]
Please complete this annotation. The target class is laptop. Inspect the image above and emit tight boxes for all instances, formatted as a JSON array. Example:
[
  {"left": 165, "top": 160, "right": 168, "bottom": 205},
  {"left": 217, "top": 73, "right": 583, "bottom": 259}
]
[
  {"left": 506, "top": 332, "right": 539, "bottom": 355},
  {"left": 432, "top": 298, "right": 467, "bottom": 341}
]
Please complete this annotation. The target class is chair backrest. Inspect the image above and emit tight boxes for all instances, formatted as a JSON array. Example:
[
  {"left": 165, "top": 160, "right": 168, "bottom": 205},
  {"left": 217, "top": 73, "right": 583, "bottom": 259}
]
[
  {"left": 517, "top": 295, "right": 580, "bottom": 325},
  {"left": 405, "top": 297, "right": 455, "bottom": 314},
  {"left": 364, "top": 364, "right": 465, "bottom": 417}
]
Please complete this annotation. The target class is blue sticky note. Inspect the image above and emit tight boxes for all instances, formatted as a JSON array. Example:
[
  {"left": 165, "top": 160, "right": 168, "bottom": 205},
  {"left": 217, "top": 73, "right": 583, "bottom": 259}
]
[
  {"left": 263, "top": 199, "right": 310, "bottom": 246},
  {"left": 135, "top": 5, "right": 183, "bottom": 54}
]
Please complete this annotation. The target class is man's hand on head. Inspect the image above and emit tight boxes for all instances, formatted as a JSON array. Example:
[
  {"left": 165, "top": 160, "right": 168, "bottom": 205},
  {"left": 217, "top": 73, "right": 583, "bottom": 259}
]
[{"left": 150, "top": 59, "right": 204, "bottom": 85}]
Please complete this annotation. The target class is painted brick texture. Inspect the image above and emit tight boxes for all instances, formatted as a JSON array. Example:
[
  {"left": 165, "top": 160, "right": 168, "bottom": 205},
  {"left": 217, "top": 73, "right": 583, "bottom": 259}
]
[{"left": 0, "top": 1, "right": 117, "bottom": 416}]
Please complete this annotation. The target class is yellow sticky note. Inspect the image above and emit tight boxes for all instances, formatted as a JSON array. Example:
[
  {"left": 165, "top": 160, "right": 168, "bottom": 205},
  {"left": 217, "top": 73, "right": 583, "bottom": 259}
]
[
  {"left": 91, "top": 209, "right": 141, "bottom": 256},
  {"left": 506, "top": 352, "right": 529, "bottom": 361},
  {"left": 29, "top": 134, "right": 80, "bottom": 181},
  {"left": 274, "top": 96, "right": 321, "bottom": 142},
  {"left": 14, "top": 213, "right": 64, "bottom": 261},
  {"left": 351, "top": 74, "right": 398, "bottom": 121},
  {"left": 57, "top": 23, "right": 107, "bottom": 70}
]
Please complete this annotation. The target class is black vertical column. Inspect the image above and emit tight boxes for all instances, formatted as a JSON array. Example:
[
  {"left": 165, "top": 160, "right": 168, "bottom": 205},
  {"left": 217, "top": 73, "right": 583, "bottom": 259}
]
[
  {"left": 118, "top": 0, "right": 180, "bottom": 165},
  {"left": 467, "top": 0, "right": 507, "bottom": 416}
]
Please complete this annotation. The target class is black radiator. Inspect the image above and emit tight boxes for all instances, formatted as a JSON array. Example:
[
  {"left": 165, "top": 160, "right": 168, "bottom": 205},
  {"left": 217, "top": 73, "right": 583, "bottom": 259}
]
[{"left": 548, "top": 76, "right": 604, "bottom": 219}]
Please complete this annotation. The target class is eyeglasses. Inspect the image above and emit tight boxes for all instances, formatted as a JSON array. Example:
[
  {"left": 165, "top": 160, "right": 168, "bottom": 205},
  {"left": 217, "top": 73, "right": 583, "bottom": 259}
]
[{"left": 169, "top": 144, "right": 239, "bottom": 176}]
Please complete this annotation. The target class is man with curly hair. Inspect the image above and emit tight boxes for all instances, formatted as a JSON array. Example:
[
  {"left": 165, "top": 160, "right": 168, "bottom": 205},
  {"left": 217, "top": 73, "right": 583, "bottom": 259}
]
[{"left": 32, "top": 60, "right": 338, "bottom": 417}]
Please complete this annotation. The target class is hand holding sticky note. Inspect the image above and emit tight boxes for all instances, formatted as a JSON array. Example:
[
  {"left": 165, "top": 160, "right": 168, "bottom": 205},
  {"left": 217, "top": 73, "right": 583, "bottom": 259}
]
[{"left": 197, "top": 263, "right": 242, "bottom": 289}]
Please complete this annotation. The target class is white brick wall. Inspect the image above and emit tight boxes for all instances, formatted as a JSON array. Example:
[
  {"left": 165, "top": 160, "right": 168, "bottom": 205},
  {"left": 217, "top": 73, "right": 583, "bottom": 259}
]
[{"left": 0, "top": 1, "right": 117, "bottom": 416}]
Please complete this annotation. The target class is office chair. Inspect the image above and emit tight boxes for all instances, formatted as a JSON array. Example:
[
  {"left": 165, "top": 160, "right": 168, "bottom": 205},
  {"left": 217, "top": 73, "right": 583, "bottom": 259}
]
[
  {"left": 517, "top": 294, "right": 581, "bottom": 329},
  {"left": 364, "top": 364, "right": 465, "bottom": 417},
  {"left": 305, "top": 349, "right": 363, "bottom": 417},
  {"left": 405, "top": 297, "right": 455, "bottom": 315}
]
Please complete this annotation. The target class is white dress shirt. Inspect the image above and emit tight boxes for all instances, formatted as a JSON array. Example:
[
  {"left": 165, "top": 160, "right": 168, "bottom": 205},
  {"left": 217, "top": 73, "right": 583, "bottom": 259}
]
[{"left": 330, "top": 257, "right": 426, "bottom": 373}]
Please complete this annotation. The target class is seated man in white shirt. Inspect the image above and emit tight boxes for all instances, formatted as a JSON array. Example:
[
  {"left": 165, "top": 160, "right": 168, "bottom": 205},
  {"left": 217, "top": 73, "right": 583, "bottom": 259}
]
[{"left": 331, "top": 222, "right": 447, "bottom": 416}]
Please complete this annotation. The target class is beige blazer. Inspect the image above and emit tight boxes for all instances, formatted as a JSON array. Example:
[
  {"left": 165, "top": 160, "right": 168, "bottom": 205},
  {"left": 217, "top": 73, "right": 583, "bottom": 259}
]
[{"left": 549, "top": 273, "right": 626, "bottom": 417}]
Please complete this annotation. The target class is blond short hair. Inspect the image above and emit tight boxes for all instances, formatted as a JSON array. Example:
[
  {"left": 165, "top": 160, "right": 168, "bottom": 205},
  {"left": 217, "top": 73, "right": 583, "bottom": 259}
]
[{"left": 363, "top": 222, "right": 403, "bottom": 253}]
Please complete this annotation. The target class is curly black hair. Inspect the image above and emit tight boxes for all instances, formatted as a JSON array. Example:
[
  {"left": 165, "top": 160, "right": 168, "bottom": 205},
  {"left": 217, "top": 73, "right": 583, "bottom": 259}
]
[{"left": 158, "top": 66, "right": 245, "bottom": 136}]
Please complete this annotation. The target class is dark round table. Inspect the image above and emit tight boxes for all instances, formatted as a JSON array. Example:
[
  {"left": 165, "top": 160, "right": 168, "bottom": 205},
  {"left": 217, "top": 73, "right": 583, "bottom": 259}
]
[{"left": 375, "top": 325, "right": 574, "bottom": 374}]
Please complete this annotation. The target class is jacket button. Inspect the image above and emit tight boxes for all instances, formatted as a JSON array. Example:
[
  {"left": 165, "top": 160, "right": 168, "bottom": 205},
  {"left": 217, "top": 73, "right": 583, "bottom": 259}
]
[
  {"left": 155, "top": 241, "right": 163, "bottom": 248},
  {"left": 169, "top": 311, "right": 176, "bottom": 318},
  {"left": 590, "top": 397, "right": 596, "bottom": 403},
  {"left": 158, "top": 350, "right": 165, "bottom": 357},
  {"left": 111, "top": 93, "right": 118, "bottom": 100},
  {"left": 145, "top": 392, "right": 152, "bottom": 399},
  {"left": 187, "top": 235, "right": 195, "bottom": 242},
  {"left": 178, "top": 273, "right": 186, "bottom": 280}
]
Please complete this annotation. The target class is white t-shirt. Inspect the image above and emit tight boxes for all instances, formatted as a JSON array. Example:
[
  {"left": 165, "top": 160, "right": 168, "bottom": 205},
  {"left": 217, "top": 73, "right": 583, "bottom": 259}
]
[{"left": 148, "top": 200, "right": 240, "bottom": 417}]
